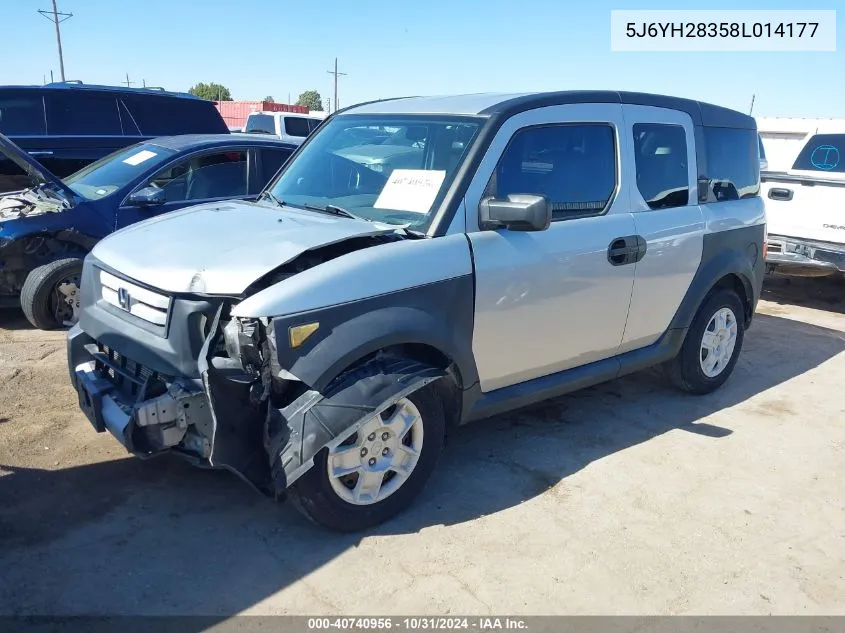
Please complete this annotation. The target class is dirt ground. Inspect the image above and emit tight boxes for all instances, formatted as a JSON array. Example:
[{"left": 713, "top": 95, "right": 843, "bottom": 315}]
[{"left": 0, "top": 275, "right": 844, "bottom": 616}]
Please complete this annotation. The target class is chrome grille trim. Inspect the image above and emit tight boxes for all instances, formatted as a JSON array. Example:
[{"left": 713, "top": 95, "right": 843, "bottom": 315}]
[{"left": 99, "top": 270, "right": 170, "bottom": 326}]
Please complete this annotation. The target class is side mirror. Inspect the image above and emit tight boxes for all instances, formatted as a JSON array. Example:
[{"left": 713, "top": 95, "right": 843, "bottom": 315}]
[
  {"left": 126, "top": 186, "right": 165, "bottom": 207},
  {"left": 479, "top": 194, "right": 551, "bottom": 232}
]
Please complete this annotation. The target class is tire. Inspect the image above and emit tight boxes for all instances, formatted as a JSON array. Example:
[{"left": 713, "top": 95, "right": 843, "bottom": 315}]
[
  {"left": 663, "top": 287, "right": 746, "bottom": 395},
  {"left": 289, "top": 381, "right": 447, "bottom": 532},
  {"left": 20, "top": 258, "right": 84, "bottom": 330}
]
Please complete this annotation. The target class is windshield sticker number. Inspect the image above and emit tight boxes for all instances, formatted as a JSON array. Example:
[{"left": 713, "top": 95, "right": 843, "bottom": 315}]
[
  {"left": 374, "top": 169, "right": 447, "bottom": 214},
  {"left": 122, "top": 150, "right": 158, "bottom": 166}
]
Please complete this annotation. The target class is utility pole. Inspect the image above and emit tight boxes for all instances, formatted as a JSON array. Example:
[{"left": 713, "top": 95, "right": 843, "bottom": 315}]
[
  {"left": 326, "top": 58, "right": 347, "bottom": 113},
  {"left": 38, "top": 0, "right": 72, "bottom": 82},
  {"left": 749, "top": 94, "right": 756, "bottom": 116},
  {"left": 122, "top": 73, "right": 134, "bottom": 88}
]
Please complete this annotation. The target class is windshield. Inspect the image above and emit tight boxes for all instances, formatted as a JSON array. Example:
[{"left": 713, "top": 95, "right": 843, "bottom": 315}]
[
  {"left": 266, "top": 115, "right": 482, "bottom": 229},
  {"left": 63, "top": 143, "right": 177, "bottom": 200},
  {"left": 791, "top": 134, "right": 844, "bottom": 174}
]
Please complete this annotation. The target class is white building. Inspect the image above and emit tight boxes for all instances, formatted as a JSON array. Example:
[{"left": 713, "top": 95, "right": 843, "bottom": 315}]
[{"left": 756, "top": 117, "right": 845, "bottom": 171}]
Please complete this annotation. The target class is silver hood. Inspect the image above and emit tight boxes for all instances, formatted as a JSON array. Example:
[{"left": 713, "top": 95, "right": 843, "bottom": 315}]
[{"left": 90, "top": 200, "right": 398, "bottom": 294}]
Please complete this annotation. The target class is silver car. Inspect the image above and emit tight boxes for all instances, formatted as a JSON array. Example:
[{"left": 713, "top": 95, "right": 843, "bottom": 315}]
[{"left": 67, "top": 91, "right": 766, "bottom": 531}]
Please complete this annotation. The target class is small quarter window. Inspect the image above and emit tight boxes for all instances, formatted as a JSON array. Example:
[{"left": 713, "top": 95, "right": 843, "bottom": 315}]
[{"left": 703, "top": 127, "right": 761, "bottom": 201}]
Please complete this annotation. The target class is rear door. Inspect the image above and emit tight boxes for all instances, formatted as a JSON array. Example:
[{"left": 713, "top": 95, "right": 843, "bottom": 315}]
[
  {"left": 617, "top": 105, "right": 704, "bottom": 353},
  {"left": 254, "top": 146, "right": 294, "bottom": 192},
  {"left": 464, "top": 103, "right": 638, "bottom": 393},
  {"left": 116, "top": 148, "right": 251, "bottom": 229}
]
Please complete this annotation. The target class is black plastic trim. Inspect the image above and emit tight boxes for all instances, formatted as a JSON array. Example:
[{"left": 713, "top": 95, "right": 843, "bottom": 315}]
[
  {"left": 669, "top": 225, "right": 765, "bottom": 331},
  {"left": 462, "top": 327, "right": 687, "bottom": 423},
  {"left": 267, "top": 274, "right": 478, "bottom": 394}
]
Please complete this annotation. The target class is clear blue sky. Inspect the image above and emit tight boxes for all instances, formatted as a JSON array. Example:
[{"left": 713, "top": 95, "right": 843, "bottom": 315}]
[{"left": 3, "top": 0, "right": 842, "bottom": 118}]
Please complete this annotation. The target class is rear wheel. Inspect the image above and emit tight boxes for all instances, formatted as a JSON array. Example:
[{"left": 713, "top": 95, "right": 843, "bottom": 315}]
[
  {"left": 664, "top": 288, "right": 745, "bottom": 394},
  {"left": 20, "top": 258, "right": 84, "bottom": 330},
  {"left": 289, "top": 384, "right": 446, "bottom": 532}
]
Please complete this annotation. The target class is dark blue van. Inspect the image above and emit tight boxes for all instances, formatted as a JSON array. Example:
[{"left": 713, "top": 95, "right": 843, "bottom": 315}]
[{"left": 0, "top": 82, "right": 229, "bottom": 192}]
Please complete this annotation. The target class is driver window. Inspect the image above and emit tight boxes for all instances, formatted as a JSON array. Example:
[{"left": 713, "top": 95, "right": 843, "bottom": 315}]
[
  {"left": 485, "top": 123, "right": 617, "bottom": 220},
  {"left": 144, "top": 150, "right": 248, "bottom": 202}
]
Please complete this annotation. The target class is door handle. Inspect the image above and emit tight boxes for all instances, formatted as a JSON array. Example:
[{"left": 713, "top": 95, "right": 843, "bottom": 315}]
[
  {"left": 608, "top": 235, "right": 647, "bottom": 266},
  {"left": 768, "top": 188, "right": 793, "bottom": 201}
]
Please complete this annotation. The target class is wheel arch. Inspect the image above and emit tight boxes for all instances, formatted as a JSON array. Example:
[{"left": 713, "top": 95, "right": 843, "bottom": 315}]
[{"left": 670, "top": 239, "right": 760, "bottom": 331}]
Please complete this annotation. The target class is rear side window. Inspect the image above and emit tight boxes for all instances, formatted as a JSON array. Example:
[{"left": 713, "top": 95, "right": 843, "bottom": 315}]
[
  {"left": 703, "top": 127, "right": 760, "bottom": 200},
  {"left": 791, "top": 134, "right": 844, "bottom": 173},
  {"left": 632, "top": 123, "right": 690, "bottom": 210},
  {"left": 124, "top": 96, "right": 227, "bottom": 135},
  {"left": 308, "top": 118, "right": 322, "bottom": 132},
  {"left": 284, "top": 117, "right": 311, "bottom": 137},
  {"left": 488, "top": 123, "right": 617, "bottom": 220},
  {"left": 46, "top": 92, "right": 121, "bottom": 135},
  {"left": 245, "top": 114, "right": 276, "bottom": 135},
  {"left": 258, "top": 148, "right": 292, "bottom": 185},
  {"left": 0, "top": 92, "right": 46, "bottom": 135}
]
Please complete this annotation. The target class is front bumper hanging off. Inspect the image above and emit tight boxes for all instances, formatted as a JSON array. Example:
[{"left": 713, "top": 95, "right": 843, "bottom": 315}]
[
  {"left": 68, "top": 326, "right": 213, "bottom": 459},
  {"left": 68, "top": 320, "right": 446, "bottom": 498}
]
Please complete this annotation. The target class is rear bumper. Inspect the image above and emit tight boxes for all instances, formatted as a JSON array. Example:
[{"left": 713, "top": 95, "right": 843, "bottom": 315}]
[{"left": 766, "top": 235, "right": 845, "bottom": 277}]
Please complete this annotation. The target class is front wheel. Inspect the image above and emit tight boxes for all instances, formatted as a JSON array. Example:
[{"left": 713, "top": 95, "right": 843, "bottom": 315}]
[
  {"left": 663, "top": 288, "right": 746, "bottom": 394},
  {"left": 289, "top": 384, "right": 446, "bottom": 532},
  {"left": 20, "top": 258, "right": 84, "bottom": 330}
]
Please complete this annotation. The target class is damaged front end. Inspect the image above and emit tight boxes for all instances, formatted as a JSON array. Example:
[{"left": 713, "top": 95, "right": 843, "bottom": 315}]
[
  {"left": 69, "top": 241, "right": 446, "bottom": 501},
  {"left": 200, "top": 307, "right": 445, "bottom": 499}
]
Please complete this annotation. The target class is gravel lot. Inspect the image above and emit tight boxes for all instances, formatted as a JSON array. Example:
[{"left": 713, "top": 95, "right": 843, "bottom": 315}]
[{"left": 1, "top": 276, "right": 844, "bottom": 616}]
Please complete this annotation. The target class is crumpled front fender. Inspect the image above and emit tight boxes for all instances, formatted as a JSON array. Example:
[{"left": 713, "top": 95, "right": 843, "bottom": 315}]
[{"left": 265, "top": 354, "right": 445, "bottom": 497}]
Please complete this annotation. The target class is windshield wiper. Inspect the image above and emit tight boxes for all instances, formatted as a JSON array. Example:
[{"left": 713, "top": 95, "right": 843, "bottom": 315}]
[
  {"left": 301, "top": 202, "right": 364, "bottom": 221},
  {"left": 258, "top": 190, "right": 285, "bottom": 208}
]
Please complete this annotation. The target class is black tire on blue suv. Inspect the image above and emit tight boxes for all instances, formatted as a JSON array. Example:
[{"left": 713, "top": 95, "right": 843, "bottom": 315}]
[
  {"left": 20, "top": 258, "right": 84, "bottom": 330},
  {"left": 664, "top": 288, "right": 746, "bottom": 395}
]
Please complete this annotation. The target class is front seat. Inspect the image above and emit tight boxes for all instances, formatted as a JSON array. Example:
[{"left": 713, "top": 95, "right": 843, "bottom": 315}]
[{"left": 186, "top": 161, "right": 246, "bottom": 200}]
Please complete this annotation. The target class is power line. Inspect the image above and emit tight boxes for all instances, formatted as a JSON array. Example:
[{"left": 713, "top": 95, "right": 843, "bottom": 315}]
[
  {"left": 38, "top": 0, "right": 72, "bottom": 82},
  {"left": 326, "top": 58, "right": 347, "bottom": 113}
]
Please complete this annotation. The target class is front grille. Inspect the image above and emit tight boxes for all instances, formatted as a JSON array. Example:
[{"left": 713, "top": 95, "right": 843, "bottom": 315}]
[
  {"left": 99, "top": 270, "right": 170, "bottom": 327},
  {"left": 88, "top": 341, "right": 169, "bottom": 402},
  {"left": 767, "top": 242, "right": 783, "bottom": 253}
]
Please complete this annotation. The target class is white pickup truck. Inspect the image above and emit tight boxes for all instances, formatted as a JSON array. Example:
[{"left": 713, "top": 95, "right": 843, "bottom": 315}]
[{"left": 762, "top": 132, "right": 845, "bottom": 277}]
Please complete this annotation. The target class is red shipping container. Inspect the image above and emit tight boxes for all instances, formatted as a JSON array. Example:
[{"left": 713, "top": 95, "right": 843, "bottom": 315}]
[{"left": 215, "top": 100, "right": 310, "bottom": 129}]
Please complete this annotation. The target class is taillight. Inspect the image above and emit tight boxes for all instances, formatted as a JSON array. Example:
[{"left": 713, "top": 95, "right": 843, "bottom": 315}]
[{"left": 763, "top": 240, "right": 768, "bottom": 259}]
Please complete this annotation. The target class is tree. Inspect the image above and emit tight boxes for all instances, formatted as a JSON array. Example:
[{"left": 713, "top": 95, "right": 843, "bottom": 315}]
[
  {"left": 264, "top": 95, "right": 274, "bottom": 103},
  {"left": 188, "top": 82, "right": 232, "bottom": 101},
  {"left": 295, "top": 90, "right": 324, "bottom": 111}
]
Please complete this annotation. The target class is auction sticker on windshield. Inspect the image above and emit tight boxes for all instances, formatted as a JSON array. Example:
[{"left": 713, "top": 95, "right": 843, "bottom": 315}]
[
  {"left": 374, "top": 169, "right": 446, "bottom": 213},
  {"left": 122, "top": 150, "right": 158, "bottom": 166}
]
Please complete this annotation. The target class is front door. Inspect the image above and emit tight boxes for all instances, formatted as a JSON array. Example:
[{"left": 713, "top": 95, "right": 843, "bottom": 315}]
[
  {"left": 116, "top": 148, "right": 252, "bottom": 229},
  {"left": 463, "top": 103, "right": 638, "bottom": 393}
]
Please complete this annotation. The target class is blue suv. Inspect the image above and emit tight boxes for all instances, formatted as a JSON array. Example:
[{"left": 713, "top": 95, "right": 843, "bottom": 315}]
[{"left": 0, "top": 132, "right": 297, "bottom": 329}]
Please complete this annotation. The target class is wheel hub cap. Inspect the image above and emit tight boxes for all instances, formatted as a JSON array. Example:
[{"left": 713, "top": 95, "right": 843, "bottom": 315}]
[
  {"left": 56, "top": 276, "right": 81, "bottom": 327},
  {"left": 699, "top": 307, "right": 738, "bottom": 378},
  {"left": 326, "top": 397, "right": 424, "bottom": 506}
]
